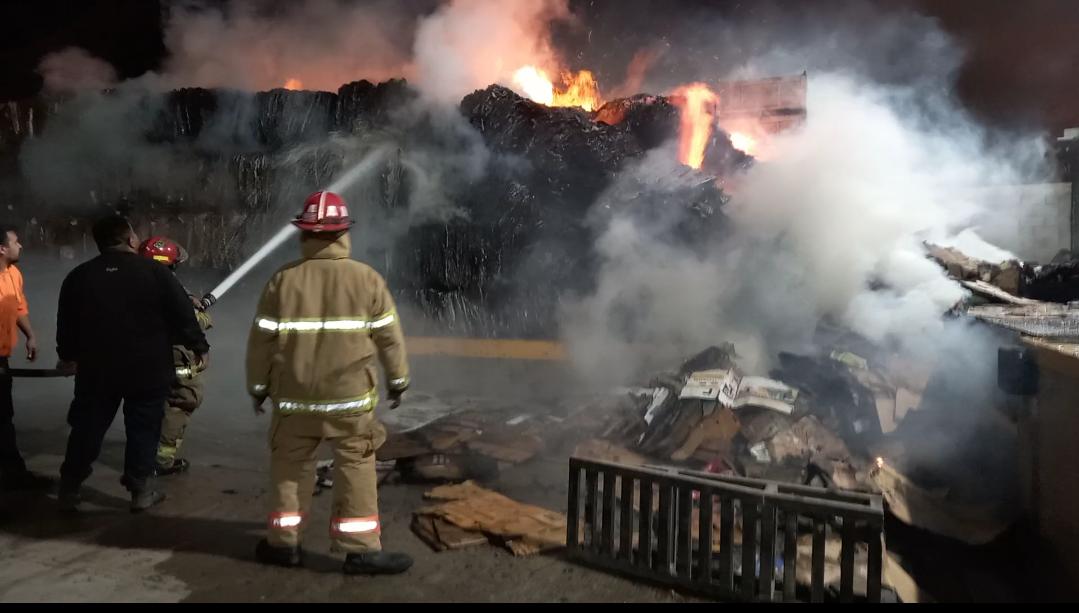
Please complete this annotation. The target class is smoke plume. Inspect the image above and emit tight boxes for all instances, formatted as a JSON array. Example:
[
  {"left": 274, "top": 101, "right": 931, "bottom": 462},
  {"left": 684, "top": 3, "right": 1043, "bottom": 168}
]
[
  {"left": 412, "top": 0, "right": 572, "bottom": 102},
  {"left": 561, "top": 10, "right": 1052, "bottom": 385},
  {"left": 160, "top": 0, "right": 422, "bottom": 91},
  {"left": 157, "top": 0, "right": 575, "bottom": 103},
  {"left": 37, "top": 47, "right": 119, "bottom": 94}
]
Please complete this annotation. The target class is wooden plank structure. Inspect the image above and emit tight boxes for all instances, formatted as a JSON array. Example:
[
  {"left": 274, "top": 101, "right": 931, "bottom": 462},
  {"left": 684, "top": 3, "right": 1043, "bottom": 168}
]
[{"left": 566, "top": 457, "right": 885, "bottom": 602}]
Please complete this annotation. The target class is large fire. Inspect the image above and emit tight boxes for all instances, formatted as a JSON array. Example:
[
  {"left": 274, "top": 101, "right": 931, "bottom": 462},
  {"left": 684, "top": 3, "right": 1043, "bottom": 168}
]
[
  {"left": 728, "top": 131, "right": 757, "bottom": 156},
  {"left": 512, "top": 66, "right": 603, "bottom": 112},
  {"left": 283, "top": 78, "right": 304, "bottom": 91},
  {"left": 671, "top": 83, "right": 719, "bottom": 169}
]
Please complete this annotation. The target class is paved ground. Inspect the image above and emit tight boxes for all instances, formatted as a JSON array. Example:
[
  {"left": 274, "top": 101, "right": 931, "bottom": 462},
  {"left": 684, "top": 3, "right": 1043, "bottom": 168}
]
[
  {"left": 0, "top": 255, "right": 689, "bottom": 603},
  {"left": 1, "top": 255, "right": 1048, "bottom": 603}
]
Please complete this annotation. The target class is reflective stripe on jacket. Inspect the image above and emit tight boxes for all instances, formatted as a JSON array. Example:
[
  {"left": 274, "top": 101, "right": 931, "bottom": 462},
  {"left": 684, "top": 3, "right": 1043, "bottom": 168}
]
[{"left": 245, "top": 233, "right": 409, "bottom": 415}]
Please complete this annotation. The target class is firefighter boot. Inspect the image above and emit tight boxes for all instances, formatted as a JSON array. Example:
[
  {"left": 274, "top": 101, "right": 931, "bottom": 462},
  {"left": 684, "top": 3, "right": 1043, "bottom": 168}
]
[
  {"left": 57, "top": 484, "right": 81, "bottom": 513},
  {"left": 342, "top": 551, "right": 413, "bottom": 575},
  {"left": 130, "top": 490, "right": 167, "bottom": 513},
  {"left": 155, "top": 458, "right": 190, "bottom": 477},
  {"left": 256, "top": 539, "right": 304, "bottom": 568}
]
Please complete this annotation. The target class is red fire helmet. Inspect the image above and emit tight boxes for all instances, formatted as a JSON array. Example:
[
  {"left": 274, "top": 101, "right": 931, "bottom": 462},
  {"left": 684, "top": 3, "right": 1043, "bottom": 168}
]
[
  {"left": 292, "top": 191, "right": 353, "bottom": 233},
  {"left": 138, "top": 236, "right": 188, "bottom": 267}
]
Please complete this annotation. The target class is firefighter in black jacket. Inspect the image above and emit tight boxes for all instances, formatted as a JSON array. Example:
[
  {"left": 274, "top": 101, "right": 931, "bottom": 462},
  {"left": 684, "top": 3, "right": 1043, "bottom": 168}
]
[{"left": 56, "top": 216, "right": 210, "bottom": 513}]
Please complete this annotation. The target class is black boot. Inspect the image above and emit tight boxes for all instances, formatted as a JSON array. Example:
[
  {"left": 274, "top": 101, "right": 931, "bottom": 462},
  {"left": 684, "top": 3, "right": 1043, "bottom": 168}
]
[
  {"left": 130, "top": 490, "right": 167, "bottom": 513},
  {"left": 57, "top": 484, "right": 81, "bottom": 513},
  {"left": 343, "top": 551, "right": 413, "bottom": 575},
  {"left": 256, "top": 538, "right": 304, "bottom": 568},
  {"left": 155, "top": 459, "right": 190, "bottom": 477}
]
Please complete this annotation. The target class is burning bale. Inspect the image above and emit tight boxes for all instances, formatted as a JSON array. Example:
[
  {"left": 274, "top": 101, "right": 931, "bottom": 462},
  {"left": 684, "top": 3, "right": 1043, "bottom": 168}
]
[
  {"left": 594, "top": 94, "right": 680, "bottom": 150},
  {"left": 395, "top": 84, "right": 735, "bottom": 337},
  {"left": 4, "top": 76, "right": 749, "bottom": 337}
]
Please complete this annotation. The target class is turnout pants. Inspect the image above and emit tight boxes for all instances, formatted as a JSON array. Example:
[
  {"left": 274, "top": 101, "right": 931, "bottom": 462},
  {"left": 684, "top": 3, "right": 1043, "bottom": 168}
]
[
  {"left": 60, "top": 374, "right": 168, "bottom": 493},
  {"left": 157, "top": 371, "right": 204, "bottom": 467},
  {"left": 156, "top": 405, "right": 194, "bottom": 467},
  {"left": 267, "top": 409, "right": 386, "bottom": 553}
]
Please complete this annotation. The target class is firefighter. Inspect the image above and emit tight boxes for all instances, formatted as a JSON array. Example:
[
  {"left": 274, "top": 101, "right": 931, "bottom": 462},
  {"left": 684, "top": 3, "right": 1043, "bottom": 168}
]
[
  {"left": 138, "top": 236, "right": 213, "bottom": 476},
  {"left": 247, "top": 191, "right": 412, "bottom": 575}
]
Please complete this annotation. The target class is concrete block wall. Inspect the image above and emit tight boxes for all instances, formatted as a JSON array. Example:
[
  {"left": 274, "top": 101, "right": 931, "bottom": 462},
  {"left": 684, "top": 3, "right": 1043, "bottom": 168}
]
[{"left": 971, "top": 182, "right": 1073, "bottom": 263}]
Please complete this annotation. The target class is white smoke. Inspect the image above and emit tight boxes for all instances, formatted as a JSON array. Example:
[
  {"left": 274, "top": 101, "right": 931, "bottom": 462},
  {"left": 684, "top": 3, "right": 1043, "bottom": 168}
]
[
  {"left": 37, "top": 47, "right": 119, "bottom": 94},
  {"left": 157, "top": 0, "right": 573, "bottom": 103},
  {"left": 937, "top": 228, "right": 1019, "bottom": 263},
  {"left": 412, "top": 0, "right": 571, "bottom": 103},
  {"left": 732, "top": 74, "right": 1048, "bottom": 344},
  {"left": 18, "top": 84, "right": 204, "bottom": 206},
  {"left": 563, "top": 72, "right": 1050, "bottom": 385}
]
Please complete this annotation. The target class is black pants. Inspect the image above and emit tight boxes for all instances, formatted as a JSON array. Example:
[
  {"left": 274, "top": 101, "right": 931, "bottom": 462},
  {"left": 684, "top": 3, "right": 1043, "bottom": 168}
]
[
  {"left": 0, "top": 356, "right": 28, "bottom": 478},
  {"left": 60, "top": 374, "right": 168, "bottom": 493}
]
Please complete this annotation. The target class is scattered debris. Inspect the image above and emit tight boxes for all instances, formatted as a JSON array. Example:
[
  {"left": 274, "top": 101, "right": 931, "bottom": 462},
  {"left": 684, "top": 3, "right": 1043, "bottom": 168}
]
[
  {"left": 925, "top": 242, "right": 1024, "bottom": 295},
  {"left": 411, "top": 515, "right": 489, "bottom": 552},
  {"left": 748, "top": 441, "right": 772, "bottom": 463},
  {"left": 961, "top": 280, "right": 1041, "bottom": 306},
  {"left": 767, "top": 415, "right": 852, "bottom": 469},
  {"left": 669, "top": 407, "right": 739, "bottom": 461},
  {"left": 870, "top": 459, "right": 1010, "bottom": 545},
  {"left": 680, "top": 369, "right": 797, "bottom": 414},
  {"left": 966, "top": 302, "right": 1079, "bottom": 338},
  {"left": 574, "top": 438, "right": 651, "bottom": 466},
  {"left": 413, "top": 481, "right": 566, "bottom": 556},
  {"left": 1023, "top": 258, "right": 1079, "bottom": 303},
  {"left": 926, "top": 240, "right": 1079, "bottom": 310},
  {"left": 374, "top": 404, "right": 559, "bottom": 483},
  {"left": 885, "top": 551, "right": 932, "bottom": 603},
  {"left": 397, "top": 453, "right": 499, "bottom": 483}
]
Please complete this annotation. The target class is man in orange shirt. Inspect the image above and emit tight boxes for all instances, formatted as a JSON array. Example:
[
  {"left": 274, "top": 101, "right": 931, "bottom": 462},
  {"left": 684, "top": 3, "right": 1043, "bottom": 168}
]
[{"left": 0, "top": 224, "right": 49, "bottom": 491}]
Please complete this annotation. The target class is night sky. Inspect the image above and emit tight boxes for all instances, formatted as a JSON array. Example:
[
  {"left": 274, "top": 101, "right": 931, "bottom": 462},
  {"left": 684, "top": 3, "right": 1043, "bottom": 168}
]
[{"left": 2, "top": 0, "right": 1077, "bottom": 133}]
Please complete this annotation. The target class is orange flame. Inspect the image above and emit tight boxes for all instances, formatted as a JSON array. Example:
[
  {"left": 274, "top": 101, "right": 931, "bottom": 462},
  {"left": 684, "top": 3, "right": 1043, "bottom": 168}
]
[
  {"left": 513, "top": 66, "right": 554, "bottom": 105},
  {"left": 283, "top": 78, "right": 303, "bottom": 91},
  {"left": 553, "top": 70, "right": 602, "bottom": 112},
  {"left": 671, "top": 83, "right": 718, "bottom": 169},
  {"left": 728, "top": 131, "right": 757, "bottom": 156},
  {"left": 512, "top": 66, "right": 603, "bottom": 112}
]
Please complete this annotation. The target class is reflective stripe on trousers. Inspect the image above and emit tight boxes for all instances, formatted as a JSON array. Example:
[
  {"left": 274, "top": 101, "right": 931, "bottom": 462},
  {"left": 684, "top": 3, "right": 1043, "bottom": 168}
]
[
  {"left": 269, "top": 512, "right": 304, "bottom": 529},
  {"left": 332, "top": 516, "right": 380, "bottom": 535}
]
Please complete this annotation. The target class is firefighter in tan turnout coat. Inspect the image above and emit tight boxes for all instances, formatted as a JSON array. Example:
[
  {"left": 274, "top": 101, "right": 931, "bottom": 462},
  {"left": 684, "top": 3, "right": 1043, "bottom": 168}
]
[
  {"left": 138, "top": 236, "right": 214, "bottom": 477},
  {"left": 246, "top": 191, "right": 413, "bottom": 575}
]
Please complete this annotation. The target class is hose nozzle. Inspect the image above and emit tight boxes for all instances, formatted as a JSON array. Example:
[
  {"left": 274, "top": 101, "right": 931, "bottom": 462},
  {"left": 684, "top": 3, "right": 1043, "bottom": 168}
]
[{"left": 199, "top": 293, "right": 217, "bottom": 310}]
